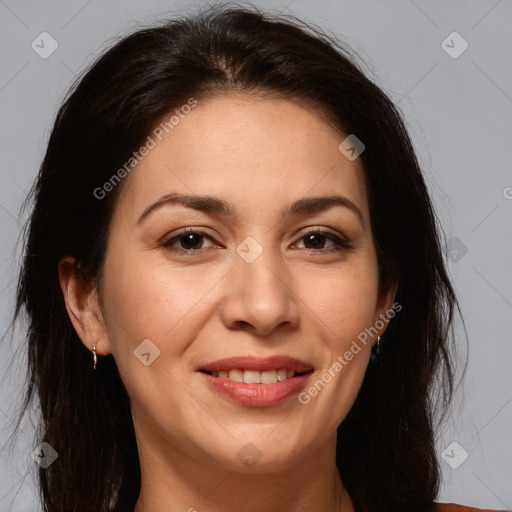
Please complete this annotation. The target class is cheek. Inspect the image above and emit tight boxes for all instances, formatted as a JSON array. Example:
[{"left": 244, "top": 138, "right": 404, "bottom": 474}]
[
  {"left": 297, "top": 262, "right": 378, "bottom": 421},
  {"left": 297, "top": 318, "right": 374, "bottom": 438},
  {"left": 99, "top": 253, "right": 220, "bottom": 434},
  {"left": 304, "top": 262, "right": 379, "bottom": 344},
  {"left": 99, "top": 248, "right": 219, "bottom": 366}
]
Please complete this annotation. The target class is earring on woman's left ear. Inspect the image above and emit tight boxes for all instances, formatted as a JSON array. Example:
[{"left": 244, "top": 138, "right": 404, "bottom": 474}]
[{"left": 370, "top": 335, "right": 381, "bottom": 363}]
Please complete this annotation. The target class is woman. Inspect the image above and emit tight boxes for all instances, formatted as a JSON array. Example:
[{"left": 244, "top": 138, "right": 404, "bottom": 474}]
[{"left": 11, "top": 4, "right": 505, "bottom": 512}]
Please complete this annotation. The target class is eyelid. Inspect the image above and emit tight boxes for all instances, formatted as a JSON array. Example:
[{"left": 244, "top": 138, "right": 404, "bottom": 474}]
[{"left": 295, "top": 226, "right": 348, "bottom": 241}]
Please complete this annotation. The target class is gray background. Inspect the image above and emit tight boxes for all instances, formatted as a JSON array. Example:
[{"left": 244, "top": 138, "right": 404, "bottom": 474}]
[{"left": 1, "top": 0, "right": 511, "bottom": 510}]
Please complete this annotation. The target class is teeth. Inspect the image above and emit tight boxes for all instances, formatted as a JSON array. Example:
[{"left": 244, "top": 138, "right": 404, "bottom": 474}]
[
  {"left": 210, "top": 368, "right": 299, "bottom": 384},
  {"left": 277, "top": 369, "right": 288, "bottom": 381},
  {"left": 243, "top": 370, "right": 260, "bottom": 384},
  {"left": 261, "top": 370, "right": 277, "bottom": 384},
  {"left": 228, "top": 369, "right": 244, "bottom": 382}
]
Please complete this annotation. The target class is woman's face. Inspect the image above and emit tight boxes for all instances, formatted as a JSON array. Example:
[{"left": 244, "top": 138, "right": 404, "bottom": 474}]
[{"left": 91, "top": 94, "right": 395, "bottom": 472}]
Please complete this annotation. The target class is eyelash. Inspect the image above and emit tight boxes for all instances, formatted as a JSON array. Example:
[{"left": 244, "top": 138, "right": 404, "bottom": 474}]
[{"left": 161, "top": 228, "right": 354, "bottom": 255}]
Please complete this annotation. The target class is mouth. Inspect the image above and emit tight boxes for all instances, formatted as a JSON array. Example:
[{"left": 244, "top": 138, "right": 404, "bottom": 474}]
[{"left": 197, "top": 356, "right": 314, "bottom": 407}]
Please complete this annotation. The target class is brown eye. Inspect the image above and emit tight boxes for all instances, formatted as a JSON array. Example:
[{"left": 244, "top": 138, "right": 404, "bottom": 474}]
[
  {"left": 294, "top": 230, "right": 353, "bottom": 253},
  {"left": 176, "top": 233, "right": 204, "bottom": 250},
  {"left": 302, "top": 233, "right": 330, "bottom": 249},
  {"left": 162, "top": 230, "right": 216, "bottom": 253}
]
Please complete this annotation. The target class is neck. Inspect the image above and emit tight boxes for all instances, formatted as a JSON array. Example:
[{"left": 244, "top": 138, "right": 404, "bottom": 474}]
[{"left": 133, "top": 433, "right": 354, "bottom": 512}]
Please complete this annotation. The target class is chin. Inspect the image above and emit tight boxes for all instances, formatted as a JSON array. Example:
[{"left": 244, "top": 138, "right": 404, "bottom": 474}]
[{"left": 197, "top": 429, "right": 315, "bottom": 474}]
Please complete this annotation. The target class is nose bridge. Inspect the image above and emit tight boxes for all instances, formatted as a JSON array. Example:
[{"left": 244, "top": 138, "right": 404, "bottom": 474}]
[
  {"left": 237, "top": 235, "right": 290, "bottom": 305},
  {"left": 240, "top": 244, "right": 284, "bottom": 292}
]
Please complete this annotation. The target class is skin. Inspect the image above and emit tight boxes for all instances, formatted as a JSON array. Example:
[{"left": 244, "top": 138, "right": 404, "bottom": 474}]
[{"left": 59, "top": 93, "right": 397, "bottom": 512}]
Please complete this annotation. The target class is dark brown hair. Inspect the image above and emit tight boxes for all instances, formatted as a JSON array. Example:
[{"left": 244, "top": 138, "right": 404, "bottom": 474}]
[{"left": 10, "top": 3, "right": 463, "bottom": 511}]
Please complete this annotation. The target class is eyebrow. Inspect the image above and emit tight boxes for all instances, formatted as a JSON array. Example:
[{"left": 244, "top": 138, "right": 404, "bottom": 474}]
[{"left": 137, "top": 192, "right": 365, "bottom": 228}]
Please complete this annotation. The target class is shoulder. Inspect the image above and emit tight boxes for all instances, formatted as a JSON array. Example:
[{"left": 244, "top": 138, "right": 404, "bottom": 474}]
[{"left": 434, "top": 503, "right": 509, "bottom": 512}]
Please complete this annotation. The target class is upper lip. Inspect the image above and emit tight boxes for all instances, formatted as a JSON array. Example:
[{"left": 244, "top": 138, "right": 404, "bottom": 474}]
[{"left": 199, "top": 356, "right": 314, "bottom": 373}]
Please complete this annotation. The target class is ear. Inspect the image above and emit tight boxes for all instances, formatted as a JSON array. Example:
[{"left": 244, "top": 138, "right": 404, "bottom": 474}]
[
  {"left": 58, "top": 256, "right": 111, "bottom": 356},
  {"left": 374, "top": 278, "right": 400, "bottom": 338}
]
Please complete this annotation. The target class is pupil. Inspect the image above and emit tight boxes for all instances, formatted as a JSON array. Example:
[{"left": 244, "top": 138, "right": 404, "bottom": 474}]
[
  {"left": 182, "top": 233, "right": 201, "bottom": 249},
  {"left": 306, "top": 234, "right": 323, "bottom": 248}
]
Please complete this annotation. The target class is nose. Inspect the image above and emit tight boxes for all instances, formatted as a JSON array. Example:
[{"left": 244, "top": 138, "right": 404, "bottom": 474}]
[{"left": 220, "top": 247, "right": 300, "bottom": 338}]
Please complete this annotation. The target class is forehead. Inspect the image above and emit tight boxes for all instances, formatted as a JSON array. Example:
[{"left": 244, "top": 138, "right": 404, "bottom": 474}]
[{"left": 116, "top": 94, "right": 369, "bottom": 222}]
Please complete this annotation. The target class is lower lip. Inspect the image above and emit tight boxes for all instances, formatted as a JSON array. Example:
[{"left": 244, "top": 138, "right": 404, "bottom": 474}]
[{"left": 201, "top": 372, "right": 312, "bottom": 407}]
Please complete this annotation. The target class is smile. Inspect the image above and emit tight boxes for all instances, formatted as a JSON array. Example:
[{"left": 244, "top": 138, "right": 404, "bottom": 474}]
[{"left": 198, "top": 355, "right": 314, "bottom": 407}]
